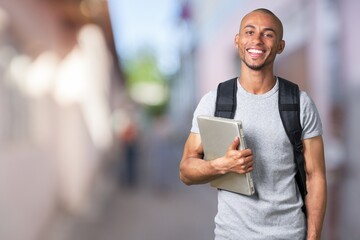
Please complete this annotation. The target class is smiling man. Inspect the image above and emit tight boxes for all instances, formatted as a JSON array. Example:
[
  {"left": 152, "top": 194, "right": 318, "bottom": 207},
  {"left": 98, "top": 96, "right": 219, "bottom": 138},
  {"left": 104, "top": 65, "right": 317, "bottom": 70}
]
[
  {"left": 180, "top": 8, "right": 326, "bottom": 240},
  {"left": 237, "top": 10, "right": 283, "bottom": 72}
]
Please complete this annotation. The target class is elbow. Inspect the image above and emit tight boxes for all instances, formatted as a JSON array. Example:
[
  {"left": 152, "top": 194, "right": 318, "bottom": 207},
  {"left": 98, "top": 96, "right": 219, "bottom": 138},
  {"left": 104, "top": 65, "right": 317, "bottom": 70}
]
[
  {"left": 180, "top": 174, "right": 191, "bottom": 186},
  {"left": 179, "top": 168, "right": 193, "bottom": 186},
  {"left": 306, "top": 166, "right": 326, "bottom": 182},
  {"left": 306, "top": 169, "right": 327, "bottom": 189}
]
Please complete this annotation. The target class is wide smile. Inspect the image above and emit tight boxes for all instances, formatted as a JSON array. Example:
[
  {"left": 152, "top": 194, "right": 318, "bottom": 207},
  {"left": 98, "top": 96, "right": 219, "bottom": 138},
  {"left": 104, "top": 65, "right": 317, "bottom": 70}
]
[{"left": 246, "top": 48, "right": 265, "bottom": 58}]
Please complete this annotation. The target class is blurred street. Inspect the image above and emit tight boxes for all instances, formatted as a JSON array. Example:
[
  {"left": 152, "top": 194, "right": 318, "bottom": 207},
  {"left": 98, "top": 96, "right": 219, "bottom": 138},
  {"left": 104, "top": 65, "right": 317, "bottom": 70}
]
[
  {"left": 1, "top": 0, "right": 360, "bottom": 239},
  {"left": 44, "top": 175, "right": 217, "bottom": 240}
]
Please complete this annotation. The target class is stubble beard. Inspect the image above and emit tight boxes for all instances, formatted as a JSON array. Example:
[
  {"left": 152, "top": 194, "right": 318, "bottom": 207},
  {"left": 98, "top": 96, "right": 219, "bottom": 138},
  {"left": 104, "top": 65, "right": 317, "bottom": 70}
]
[
  {"left": 243, "top": 60, "right": 266, "bottom": 71},
  {"left": 241, "top": 53, "right": 275, "bottom": 71},
  {"left": 240, "top": 52, "right": 268, "bottom": 71}
]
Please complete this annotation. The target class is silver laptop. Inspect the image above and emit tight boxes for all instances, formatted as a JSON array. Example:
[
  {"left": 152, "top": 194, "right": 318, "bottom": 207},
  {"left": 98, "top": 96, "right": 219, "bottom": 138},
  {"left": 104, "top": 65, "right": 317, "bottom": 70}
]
[{"left": 197, "top": 115, "right": 255, "bottom": 196}]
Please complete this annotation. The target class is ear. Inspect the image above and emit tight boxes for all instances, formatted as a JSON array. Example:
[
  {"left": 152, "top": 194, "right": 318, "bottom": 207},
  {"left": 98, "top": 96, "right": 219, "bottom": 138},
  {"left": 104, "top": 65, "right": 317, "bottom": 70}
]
[
  {"left": 234, "top": 34, "right": 240, "bottom": 49},
  {"left": 277, "top": 40, "right": 285, "bottom": 54}
]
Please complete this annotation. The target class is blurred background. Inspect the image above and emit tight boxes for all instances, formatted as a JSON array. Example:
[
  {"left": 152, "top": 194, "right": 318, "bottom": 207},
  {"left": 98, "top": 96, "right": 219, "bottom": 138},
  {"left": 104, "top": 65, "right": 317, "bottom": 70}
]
[{"left": 0, "top": 0, "right": 359, "bottom": 239}]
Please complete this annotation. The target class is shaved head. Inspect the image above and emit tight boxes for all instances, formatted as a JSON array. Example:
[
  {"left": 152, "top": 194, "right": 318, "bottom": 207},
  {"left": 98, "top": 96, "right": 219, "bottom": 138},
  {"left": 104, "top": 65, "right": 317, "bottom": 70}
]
[
  {"left": 235, "top": 8, "right": 286, "bottom": 72},
  {"left": 241, "top": 8, "right": 284, "bottom": 40}
]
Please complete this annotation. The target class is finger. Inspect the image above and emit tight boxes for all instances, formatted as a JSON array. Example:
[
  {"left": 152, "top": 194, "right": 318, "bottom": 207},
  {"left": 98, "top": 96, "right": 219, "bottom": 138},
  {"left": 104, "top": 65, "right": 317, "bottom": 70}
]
[
  {"left": 243, "top": 161, "right": 253, "bottom": 171},
  {"left": 239, "top": 148, "right": 252, "bottom": 157},
  {"left": 227, "top": 137, "right": 240, "bottom": 151}
]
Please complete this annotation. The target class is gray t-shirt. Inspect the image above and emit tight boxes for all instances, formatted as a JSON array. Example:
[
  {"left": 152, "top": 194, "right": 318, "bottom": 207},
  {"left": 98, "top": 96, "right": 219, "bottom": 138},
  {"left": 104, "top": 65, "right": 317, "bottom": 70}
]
[{"left": 191, "top": 79, "right": 322, "bottom": 240}]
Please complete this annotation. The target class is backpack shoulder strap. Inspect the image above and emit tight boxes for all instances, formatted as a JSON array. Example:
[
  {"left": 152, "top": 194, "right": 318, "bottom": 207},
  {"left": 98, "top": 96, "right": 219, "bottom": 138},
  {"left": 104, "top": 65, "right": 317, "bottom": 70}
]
[
  {"left": 278, "top": 77, "right": 307, "bottom": 214},
  {"left": 215, "top": 77, "right": 238, "bottom": 119}
]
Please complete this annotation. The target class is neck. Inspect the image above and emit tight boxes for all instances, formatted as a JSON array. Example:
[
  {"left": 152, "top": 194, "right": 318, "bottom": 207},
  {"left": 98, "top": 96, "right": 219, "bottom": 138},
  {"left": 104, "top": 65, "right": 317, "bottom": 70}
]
[{"left": 239, "top": 68, "right": 276, "bottom": 94}]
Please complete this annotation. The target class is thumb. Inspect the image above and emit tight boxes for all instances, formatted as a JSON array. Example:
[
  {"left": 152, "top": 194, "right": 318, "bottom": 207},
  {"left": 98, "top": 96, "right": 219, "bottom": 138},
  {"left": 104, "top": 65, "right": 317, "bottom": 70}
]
[{"left": 228, "top": 137, "right": 240, "bottom": 151}]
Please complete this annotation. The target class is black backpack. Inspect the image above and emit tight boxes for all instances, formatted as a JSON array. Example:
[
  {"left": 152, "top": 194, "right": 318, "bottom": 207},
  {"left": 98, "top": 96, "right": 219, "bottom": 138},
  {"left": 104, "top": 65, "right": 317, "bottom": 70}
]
[{"left": 215, "top": 77, "right": 307, "bottom": 215}]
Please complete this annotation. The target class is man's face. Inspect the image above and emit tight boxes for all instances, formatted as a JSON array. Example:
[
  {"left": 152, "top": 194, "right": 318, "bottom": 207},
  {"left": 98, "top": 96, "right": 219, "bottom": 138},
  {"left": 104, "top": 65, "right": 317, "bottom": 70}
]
[{"left": 235, "top": 11, "right": 285, "bottom": 71}]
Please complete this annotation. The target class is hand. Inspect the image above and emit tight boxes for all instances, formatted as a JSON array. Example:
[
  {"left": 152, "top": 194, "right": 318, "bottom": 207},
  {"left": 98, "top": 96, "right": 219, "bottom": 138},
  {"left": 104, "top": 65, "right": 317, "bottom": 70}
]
[{"left": 217, "top": 137, "right": 254, "bottom": 174}]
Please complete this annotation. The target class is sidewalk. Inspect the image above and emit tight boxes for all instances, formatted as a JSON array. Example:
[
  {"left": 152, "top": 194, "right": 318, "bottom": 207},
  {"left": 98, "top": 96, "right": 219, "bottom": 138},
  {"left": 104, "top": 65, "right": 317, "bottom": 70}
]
[{"left": 46, "top": 178, "right": 218, "bottom": 240}]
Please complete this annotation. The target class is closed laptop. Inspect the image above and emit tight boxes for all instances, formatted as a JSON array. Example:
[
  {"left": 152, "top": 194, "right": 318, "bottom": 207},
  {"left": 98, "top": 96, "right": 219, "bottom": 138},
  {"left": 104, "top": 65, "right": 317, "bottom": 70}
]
[{"left": 197, "top": 115, "right": 255, "bottom": 196}]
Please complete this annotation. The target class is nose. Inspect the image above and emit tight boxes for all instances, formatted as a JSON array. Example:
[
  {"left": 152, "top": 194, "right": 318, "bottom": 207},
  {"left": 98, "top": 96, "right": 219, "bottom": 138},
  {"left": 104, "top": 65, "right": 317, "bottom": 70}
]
[{"left": 251, "top": 33, "right": 263, "bottom": 45}]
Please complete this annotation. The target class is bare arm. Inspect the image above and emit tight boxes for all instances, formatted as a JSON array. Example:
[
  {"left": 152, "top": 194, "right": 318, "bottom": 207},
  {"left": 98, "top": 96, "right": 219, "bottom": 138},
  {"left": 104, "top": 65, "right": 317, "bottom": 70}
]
[
  {"left": 179, "top": 133, "right": 253, "bottom": 185},
  {"left": 303, "top": 136, "right": 327, "bottom": 240}
]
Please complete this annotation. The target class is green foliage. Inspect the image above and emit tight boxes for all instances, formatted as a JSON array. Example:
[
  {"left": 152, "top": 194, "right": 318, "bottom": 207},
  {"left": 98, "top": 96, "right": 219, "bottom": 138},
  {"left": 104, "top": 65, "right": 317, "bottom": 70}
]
[
  {"left": 123, "top": 49, "right": 164, "bottom": 87},
  {"left": 122, "top": 49, "right": 169, "bottom": 116}
]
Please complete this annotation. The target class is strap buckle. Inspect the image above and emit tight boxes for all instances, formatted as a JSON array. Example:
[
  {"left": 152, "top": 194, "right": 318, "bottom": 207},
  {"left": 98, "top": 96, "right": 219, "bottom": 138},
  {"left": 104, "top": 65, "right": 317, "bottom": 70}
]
[
  {"left": 293, "top": 130, "right": 303, "bottom": 152},
  {"left": 295, "top": 141, "right": 303, "bottom": 152}
]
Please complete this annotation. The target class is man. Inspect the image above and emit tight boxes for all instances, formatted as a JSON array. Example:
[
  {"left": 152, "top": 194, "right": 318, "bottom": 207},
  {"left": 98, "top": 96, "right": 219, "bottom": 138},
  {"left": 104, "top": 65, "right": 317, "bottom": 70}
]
[{"left": 179, "top": 8, "right": 326, "bottom": 240}]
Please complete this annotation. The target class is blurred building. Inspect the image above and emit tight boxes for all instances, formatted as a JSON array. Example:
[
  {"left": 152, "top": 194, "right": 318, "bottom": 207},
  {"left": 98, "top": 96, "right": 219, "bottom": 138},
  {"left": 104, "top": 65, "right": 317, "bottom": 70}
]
[
  {"left": 0, "top": 0, "right": 126, "bottom": 240},
  {"left": 168, "top": 0, "right": 197, "bottom": 135}
]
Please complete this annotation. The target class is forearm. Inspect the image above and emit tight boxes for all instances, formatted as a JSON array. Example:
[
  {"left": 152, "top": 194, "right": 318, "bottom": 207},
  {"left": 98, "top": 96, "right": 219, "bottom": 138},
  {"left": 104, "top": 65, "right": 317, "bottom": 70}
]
[
  {"left": 180, "top": 134, "right": 253, "bottom": 186},
  {"left": 179, "top": 157, "right": 224, "bottom": 185},
  {"left": 306, "top": 173, "right": 327, "bottom": 240},
  {"left": 180, "top": 133, "right": 226, "bottom": 185}
]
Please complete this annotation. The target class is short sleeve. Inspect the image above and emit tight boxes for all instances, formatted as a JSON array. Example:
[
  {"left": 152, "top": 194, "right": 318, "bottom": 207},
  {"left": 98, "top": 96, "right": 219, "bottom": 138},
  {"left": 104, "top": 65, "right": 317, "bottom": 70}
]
[
  {"left": 300, "top": 91, "right": 323, "bottom": 139},
  {"left": 190, "top": 90, "right": 217, "bottom": 133}
]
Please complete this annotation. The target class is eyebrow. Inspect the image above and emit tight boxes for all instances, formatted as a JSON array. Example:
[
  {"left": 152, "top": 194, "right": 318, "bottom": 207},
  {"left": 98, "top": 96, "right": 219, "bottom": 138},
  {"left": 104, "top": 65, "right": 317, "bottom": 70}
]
[{"left": 243, "top": 24, "right": 255, "bottom": 30}]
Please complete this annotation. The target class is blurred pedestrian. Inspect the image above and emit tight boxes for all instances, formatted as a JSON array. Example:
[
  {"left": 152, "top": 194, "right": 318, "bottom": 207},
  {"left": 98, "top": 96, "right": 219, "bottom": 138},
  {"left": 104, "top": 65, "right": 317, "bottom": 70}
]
[{"left": 113, "top": 106, "right": 140, "bottom": 188}]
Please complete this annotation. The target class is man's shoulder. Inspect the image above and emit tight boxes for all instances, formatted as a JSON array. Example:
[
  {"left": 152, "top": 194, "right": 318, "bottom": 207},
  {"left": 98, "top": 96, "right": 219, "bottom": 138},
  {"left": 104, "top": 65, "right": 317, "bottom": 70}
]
[
  {"left": 201, "top": 89, "right": 217, "bottom": 101},
  {"left": 299, "top": 90, "right": 316, "bottom": 108}
]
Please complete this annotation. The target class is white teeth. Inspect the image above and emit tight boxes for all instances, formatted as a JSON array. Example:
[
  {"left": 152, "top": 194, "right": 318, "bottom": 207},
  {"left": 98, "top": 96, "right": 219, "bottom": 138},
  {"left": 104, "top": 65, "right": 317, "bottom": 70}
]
[{"left": 248, "top": 49, "right": 263, "bottom": 54}]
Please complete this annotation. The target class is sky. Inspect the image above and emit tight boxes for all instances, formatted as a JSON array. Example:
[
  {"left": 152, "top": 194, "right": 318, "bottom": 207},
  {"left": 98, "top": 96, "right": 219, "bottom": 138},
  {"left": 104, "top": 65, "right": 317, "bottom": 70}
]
[{"left": 107, "top": 0, "right": 180, "bottom": 74}]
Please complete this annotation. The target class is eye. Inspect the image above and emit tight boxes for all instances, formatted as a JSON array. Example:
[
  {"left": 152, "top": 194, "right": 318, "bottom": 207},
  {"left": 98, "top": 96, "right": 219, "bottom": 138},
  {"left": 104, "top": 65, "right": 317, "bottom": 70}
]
[
  {"left": 245, "top": 31, "right": 254, "bottom": 35},
  {"left": 263, "top": 33, "right": 274, "bottom": 38}
]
